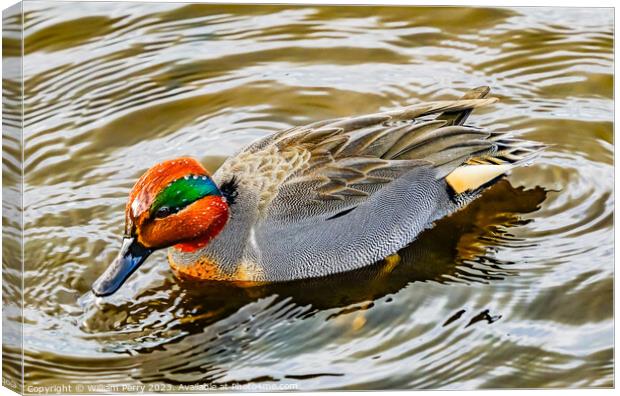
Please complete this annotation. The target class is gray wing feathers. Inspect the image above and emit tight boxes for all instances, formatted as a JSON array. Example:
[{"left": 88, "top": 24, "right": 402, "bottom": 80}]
[
  {"left": 435, "top": 85, "right": 491, "bottom": 126},
  {"left": 255, "top": 165, "right": 453, "bottom": 280},
  {"left": 262, "top": 96, "right": 502, "bottom": 222},
  {"left": 246, "top": 96, "right": 497, "bottom": 153},
  {"left": 250, "top": 93, "right": 505, "bottom": 278}
]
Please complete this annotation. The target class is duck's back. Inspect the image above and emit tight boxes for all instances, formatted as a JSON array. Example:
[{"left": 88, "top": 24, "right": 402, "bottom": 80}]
[{"left": 169, "top": 87, "right": 543, "bottom": 282}]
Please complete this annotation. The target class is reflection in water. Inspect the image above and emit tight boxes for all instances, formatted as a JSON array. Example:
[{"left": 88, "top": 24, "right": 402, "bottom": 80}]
[{"left": 2, "top": 3, "right": 613, "bottom": 391}]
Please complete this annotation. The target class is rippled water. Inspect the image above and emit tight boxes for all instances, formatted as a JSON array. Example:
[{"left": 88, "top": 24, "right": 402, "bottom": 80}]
[{"left": 2, "top": 2, "right": 613, "bottom": 391}]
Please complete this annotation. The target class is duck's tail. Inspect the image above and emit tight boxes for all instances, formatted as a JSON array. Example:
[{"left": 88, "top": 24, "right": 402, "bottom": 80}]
[{"left": 440, "top": 86, "right": 546, "bottom": 194}]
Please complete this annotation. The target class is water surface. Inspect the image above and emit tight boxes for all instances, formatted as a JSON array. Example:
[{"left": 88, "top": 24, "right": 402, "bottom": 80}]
[{"left": 2, "top": 2, "right": 613, "bottom": 391}]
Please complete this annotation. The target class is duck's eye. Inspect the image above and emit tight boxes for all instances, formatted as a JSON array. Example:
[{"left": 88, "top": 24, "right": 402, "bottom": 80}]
[{"left": 154, "top": 206, "right": 173, "bottom": 219}]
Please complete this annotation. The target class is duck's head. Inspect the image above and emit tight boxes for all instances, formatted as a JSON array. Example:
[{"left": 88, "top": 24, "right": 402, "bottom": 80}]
[{"left": 92, "top": 157, "right": 231, "bottom": 297}]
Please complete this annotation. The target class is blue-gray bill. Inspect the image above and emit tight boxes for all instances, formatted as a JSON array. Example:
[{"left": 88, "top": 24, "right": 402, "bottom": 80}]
[{"left": 92, "top": 237, "right": 153, "bottom": 297}]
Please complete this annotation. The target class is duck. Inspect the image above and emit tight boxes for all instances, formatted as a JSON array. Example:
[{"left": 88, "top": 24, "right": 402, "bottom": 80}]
[{"left": 92, "top": 86, "right": 544, "bottom": 297}]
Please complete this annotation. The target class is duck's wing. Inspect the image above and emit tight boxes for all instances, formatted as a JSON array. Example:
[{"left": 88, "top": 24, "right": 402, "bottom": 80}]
[
  {"left": 217, "top": 87, "right": 543, "bottom": 280},
  {"left": 249, "top": 88, "right": 541, "bottom": 222}
]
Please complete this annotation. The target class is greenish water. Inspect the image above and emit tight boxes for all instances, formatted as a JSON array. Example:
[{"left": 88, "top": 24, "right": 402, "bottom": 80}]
[{"left": 2, "top": 2, "right": 613, "bottom": 391}]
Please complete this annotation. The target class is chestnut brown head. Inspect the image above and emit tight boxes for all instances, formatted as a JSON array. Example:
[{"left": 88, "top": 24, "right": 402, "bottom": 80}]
[{"left": 92, "top": 157, "right": 229, "bottom": 296}]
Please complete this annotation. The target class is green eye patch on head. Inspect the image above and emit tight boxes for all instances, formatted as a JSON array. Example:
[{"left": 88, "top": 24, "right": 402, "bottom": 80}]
[{"left": 150, "top": 175, "right": 221, "bottom": 219}]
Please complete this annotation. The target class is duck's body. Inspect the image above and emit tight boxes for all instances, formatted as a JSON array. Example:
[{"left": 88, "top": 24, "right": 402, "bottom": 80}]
[
  {"left": 168, "top": 87, "right": 540, "bottom": 282},
  {"left": 92, "top": 87, "right": 543, "bottom": 296}
]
